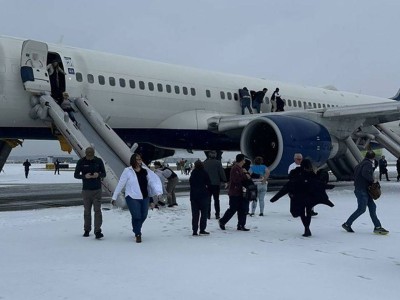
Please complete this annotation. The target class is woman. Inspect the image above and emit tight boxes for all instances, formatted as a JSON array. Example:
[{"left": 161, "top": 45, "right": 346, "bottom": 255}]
[
  {"left": 189, "top": 160, "right": 211, "bottom": 236},
  {"left": 249, "top": 156, "right": 270, "bottom": 216},
  {"left": 112, "top": 153, "right": 163, "bottom": 243},
  {"left": 270, "top": 159, "right": 334, "bottom": 237}
]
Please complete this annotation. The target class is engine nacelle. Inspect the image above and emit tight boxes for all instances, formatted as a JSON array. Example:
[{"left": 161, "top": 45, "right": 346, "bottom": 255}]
[{"left": 240, "top": 115, "right": 332, "bottom": 177}]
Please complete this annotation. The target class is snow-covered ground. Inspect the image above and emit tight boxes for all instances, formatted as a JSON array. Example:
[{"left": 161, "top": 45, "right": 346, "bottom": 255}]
[{"left": 0, "top": 164, "right": 399, "bottom": 300}]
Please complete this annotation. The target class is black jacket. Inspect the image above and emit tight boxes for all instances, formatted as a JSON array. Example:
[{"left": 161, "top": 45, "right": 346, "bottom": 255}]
[
  {"left": 189, "top": 168, "right": 211, "bottom": 203},
  {"left": 270, "top": 167, "right": 334, "bottom": 217},
  {"left": 74, "top": 156, "right": 106, "bottom": 190}
]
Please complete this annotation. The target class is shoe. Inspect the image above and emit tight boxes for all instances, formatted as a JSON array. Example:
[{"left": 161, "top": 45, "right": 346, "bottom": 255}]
[
  {"left": 215, "top": 215, "right": 220, "bottom": 220},
  {"left": 302, "top": 228, "right": 312, "bottom": 237},
  {"left": 237, "top": 226, "right": 250, "bottom": 231},
  {"left": 311, "top": 211, "right": 318, "bottom": 216},
  {"left": 259, "top": 213, "right": 264, "bottom": 216},
  {"left": 167, "top": 204, "right": 174, "bottom": 207},
  {"left": 135, "top": 234, "right": 142, "bottom": 243},
  {"left": 373, "top": 227, "right": 389, "bottom": 235},
  {"left": 95, "top": 232, "right": 104, "bottom": 239},
  {"left": 342, "top": 223, "right": 354, "bottom": 233},
  {"left": 83, "top": 230, "right": 90, "bottom": 237},
  {"left": 199, "top": 231, "right": 210, "bottom": 235},
  {"left": 219, "top": 220, "right": 226, "bottom": 230},
  {"left": 192, "top": 231, "right": 198, "bottom": 236},
  {"left": 173, "top": 203, "right": 178, "bottom": 206},
  {"left": 157, "top": 201, "right": 165, "bottom": 206},
  {"left": 249, "top": 213, "right": 254, "bottom": 217}
]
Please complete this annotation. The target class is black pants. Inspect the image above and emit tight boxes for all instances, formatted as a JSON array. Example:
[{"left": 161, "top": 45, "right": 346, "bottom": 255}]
[
  {"left": 208, "top": 185, "right": 221, "bottom": 218},
  {"left": 220, "top": 196, "right": 248, "bottom": 227},
  {"left": 300, "top": 206, "right": 312, "bottom": 231},
  {"left": 191, "top": 200, "right": 208, "bottom": 233},
  {"left": 379, "top": 171, "right": 389, "bottom": 181}
]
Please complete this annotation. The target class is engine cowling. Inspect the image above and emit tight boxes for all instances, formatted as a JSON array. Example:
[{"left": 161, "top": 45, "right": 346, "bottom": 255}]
[{"left": 240, "top": 115, "right": 332, "bottom": 177}]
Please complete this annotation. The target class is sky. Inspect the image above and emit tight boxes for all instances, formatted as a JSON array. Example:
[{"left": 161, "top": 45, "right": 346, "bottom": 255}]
[
  {"left": 1, "top": 164, "right": 399, "bottom": 299},
  {"left": 2, "top": 0, "right": 400, "bottom": 156}
]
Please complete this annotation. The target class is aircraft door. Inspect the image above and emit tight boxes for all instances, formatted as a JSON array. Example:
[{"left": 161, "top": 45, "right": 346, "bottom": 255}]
[{"left": 20, "top": 40, "right": 51, "bottom": 93}]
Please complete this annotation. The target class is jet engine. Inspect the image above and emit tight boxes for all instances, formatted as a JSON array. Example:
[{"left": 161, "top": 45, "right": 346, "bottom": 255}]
[{"left": 240, "top": 115, "right": 333, "bottom": 177}]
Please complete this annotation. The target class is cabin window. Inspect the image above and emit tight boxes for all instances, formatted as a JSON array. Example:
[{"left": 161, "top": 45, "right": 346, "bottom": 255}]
[
  {"left": 293, "top": 100, "right": 297, "bottom": 107},
  {"left": 148, "top": 82, "right": 154, "bottom": 91},
  {"left": 322, "top": 104, "right": 326, "bottom": 108},
  {"left": 298, "top": 101, "right": 302, "bottom": 107},
  {"left": 318, "top": 103, "right": 321, "bottom": 108},
  {"left": 174, "top": 85, "right": 180, "bottom": 94},
  {"left": 109, "top": 77, "right": 115, "bottom": 86},
  {"left": 139, "top": 81, "right": 145, "bottom": 90},
  {"left": 76, "top": 72, "right": 83, "bottom": 82},
  {"left": 166, "top": 84, "right": 172, "bottom": 93},
  {"left": 227, "top": 92, "right": 232, "bottom": 100},
  {"left": 327, "top": 104, "right": 330, "bottom": 107},
  {"left": 234, "top": 93, "right": 239, "bottom": 101},
  {"left": 129, "top": 79, "right": 135, "bottom": 89},
  {"left": 119, "top": 78, "right": 126, "bottom": 88},
  {"left": 190, "top": 88, "right": 196, "bottom": 96},
  {"left": 87, "top": 74, "right": 94, "bottom": 84},
  {"left": 313, "top": 103, "right": 317, "bottom": 108},
  {"left": 183, "top": 86, "right": 188, "bottom": 95},
  {"left": 157, "top": 83, "right": 163, "bottom": 92},
  {"left": 206, "top": 90, "right": 211, "bottom": 98},
  {"left": 308, "top": 102, "right": 312, "bottom": 108},
  {"left": 98, "top": 75, "right": 105, "bottom": 85},
  {"left": 220, "top": 91, "right": 225, "bottom": 99},
  {"left": 303, "top": 101, "right": 307, "bottom": 108},
  {"left": 288, "top": 99, "right": 292, "bottom": 106}
]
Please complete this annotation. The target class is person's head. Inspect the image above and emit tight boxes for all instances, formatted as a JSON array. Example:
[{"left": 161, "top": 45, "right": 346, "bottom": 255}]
[
  {"left": 365, "top": 150, "right": 376, "bottom": 160},
  {"left": 62, "top": 92, "right": 69, "bottom": 99},
  {"left": 194, "top": 160, "right": 203, "bottom": 170},
  {"left": 254, "top": 156, "right": 263, "bottom": 165},
  {"left": 236, "top": 153, "right": 246, "bottom": 166},
  {"left": 294, "top": 153, "right": 303, "bottom": 164},
  {"left": 207, "top": 150, "right": 217, "bottom": 159},
  {"left": 382, "top": 155, "right": 385, "bottom": 159},
  {"left": 130, "top": 153, "right": 143, "bottom": 168},
  {"left": 275, "top": 88, "right": 279, "bottom": 92},
  {"left": 85, "top": 147, "right": 95, "bottom": 160},
  {"left": 262, "top": 88, "right": 268, "bottom": 93},
  {"left": 301, "top": 159, "right": 314, "bottom": 172},
  {"left": 243, "top": 87, "right": 248, "bottom": 91},
  {"left": 153, "top": 161, "right": 162, "bottom": 169}
]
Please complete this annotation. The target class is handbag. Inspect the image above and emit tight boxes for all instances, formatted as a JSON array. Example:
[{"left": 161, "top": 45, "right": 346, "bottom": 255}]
[{"left": 368, "top": 182, "right": 381, "bottom": 200}]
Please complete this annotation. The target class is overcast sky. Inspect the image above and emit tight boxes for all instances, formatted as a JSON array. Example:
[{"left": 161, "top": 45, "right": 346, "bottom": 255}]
[{"left": 3, "top": 0, "right": 400, "bottom": 156}]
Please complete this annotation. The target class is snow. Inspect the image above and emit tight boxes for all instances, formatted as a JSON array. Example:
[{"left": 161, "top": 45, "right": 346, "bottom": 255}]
[{"left": 0, "top": 164, "right": 399, "bottom": 300}]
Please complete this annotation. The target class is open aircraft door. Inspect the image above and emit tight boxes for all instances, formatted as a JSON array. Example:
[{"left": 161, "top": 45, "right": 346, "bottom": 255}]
[{"left": 20, "top": 40, "right": 50, "bottom": 93}]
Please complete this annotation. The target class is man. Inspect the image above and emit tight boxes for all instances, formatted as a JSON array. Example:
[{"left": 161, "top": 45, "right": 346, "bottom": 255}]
[
  {"left": 219, "top": 154, "right": 251, "bottom": 231},
  {"left": 23, "top": 159, "right": 31, "bottom": 179},
  {"left": 203, "top": 151, "right": 227, "bottom": 219},
  {"left": 239, "top": 87, "right": 253, "bottom": 115},
  {"left": 288, "top": 153, "right": 318, "bottom": 216},
  {"left": 378, "top": 155, "right": 390, "bottom": 181},
  {"left": 252, "top": 88, "right": 268, "bottom": 113},
  {"left": 155, "top": 162, "right": 179, "bottom": 207},
  {"left": 54, "top": 159, "right": 60, "bottom": 175},
  {"left": 342, "top": 150, "right": 389, "bottom": 235},
  {"left": 74, "top": 147, "right": 106, "bottom": 239}
]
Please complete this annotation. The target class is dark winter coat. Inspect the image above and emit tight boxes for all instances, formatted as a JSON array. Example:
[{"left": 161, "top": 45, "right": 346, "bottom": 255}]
[
  {"left": 74, "top": 156, "right": 106, "bottom": 190},
  {"left": 228, "top": 163, "right": 248, "bottom": 197},
  {"left": 378, "top": 158, "right": 388, "bottom": 173},
  {"left": 270, "top": 167, "right": 334, "bottom": 217},
  {"left": 189, "top": 168, "right": 211, "bottom": 203},
  {"left": 354, "top": 158, "right": 375, "bottom": 191}
]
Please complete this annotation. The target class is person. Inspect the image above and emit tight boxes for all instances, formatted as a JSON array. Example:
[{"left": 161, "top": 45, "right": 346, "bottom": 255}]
[
  {"left": 396, "top": 157, "right": 400, "bottom": 182},
  {"left": 54, "top": 159, "right": 60, "bottom": 175},
  {"left": 219, "top": 154, "right": 251, "bottom": 231},
  {"left": 74, "top": 147, "right": 106, "bottom": 239},
  {"left": 249, "top": 156, "right": 270, "bottom": 216},
  {"left": 157, "top": 163, "right": 179, "bottom": 207},
  {"left": 270, "top": 88, "right": 279, "bottom": 112},
  {"left": 189, "top": 160, "right": 211, "bottom": 235},
  {"left": 179, "top": 159, "right": 185, "bottom": 174},
  {"left": 203, "top": 151, "right": 227, "bottom": 219},
  {"left": 153, "top": 161, "right": 169, "bottom": 206},
  {"left": 378, "top": 155, "right": 390, "bottom": 181},
  {"left": 288, "top": 153, "right": 318, "bottom": 216},
  {"left": 342, "top": 151, "right": 389, "bottom": 235},
  {"left": 184, "top": 160, "right": 191, "bottom": 175},
  {"left": 252, "top": 88, "right": 268, "bottom": 113},
  {"left": 275, "top": 90, "right": 285, "bottom": 112},
  {"left": 60, "top": 92, "right": 79, "bottom": 126},
  {"left": 112, "top": 153, "right": 162, "bottom": 243},
  {"left": 239, "top": 87, "right": 253, "bottom": 115},
  {"left": 23, "top": 159, "right": 31, "bottom": 178},
  {"left": 270, "top": 159, "right": 335, "bottom": 237},
  {"left": 47, "top": 60, "right": 66, "bottom": 103}
]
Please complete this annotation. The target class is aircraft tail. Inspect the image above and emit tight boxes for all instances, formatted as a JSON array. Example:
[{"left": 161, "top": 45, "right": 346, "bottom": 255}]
[{"left": 390, "top": 88, "right": 400, "bottom": 101}]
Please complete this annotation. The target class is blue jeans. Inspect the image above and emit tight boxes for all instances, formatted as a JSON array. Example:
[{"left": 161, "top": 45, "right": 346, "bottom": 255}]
[
  {"left": 125, "top": 196, "right": 150, "bottom": 236},
  {"left": 241, "top": 98, "right": 252, "bottom": 115},
  {"left": 251, "top": 183, "right": 267, "bottom": 214},
  {"left": 346, "top": 189, "right": 381, "bottom": 228}
]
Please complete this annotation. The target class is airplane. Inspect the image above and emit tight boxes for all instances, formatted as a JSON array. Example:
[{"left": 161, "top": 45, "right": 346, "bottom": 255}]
[{"left": 1, "top": 35, "right": 400, "bottom": 182}]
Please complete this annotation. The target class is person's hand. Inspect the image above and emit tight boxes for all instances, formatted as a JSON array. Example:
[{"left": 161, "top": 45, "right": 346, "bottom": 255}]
[
  {"left": 150, "top": 202, "right": 156, "bottom": 210},
  {"left": 111, "top": 200, "right": 116, "bottom": 206},
  {"left": 224, "top": 183, "right": 229, "bottom": 189},
  {"left": 85, "top": 173, "right": 92, "bottom": 179},
  {"left": 92, "top": 172, "right": 99, "bottom": 178}
]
